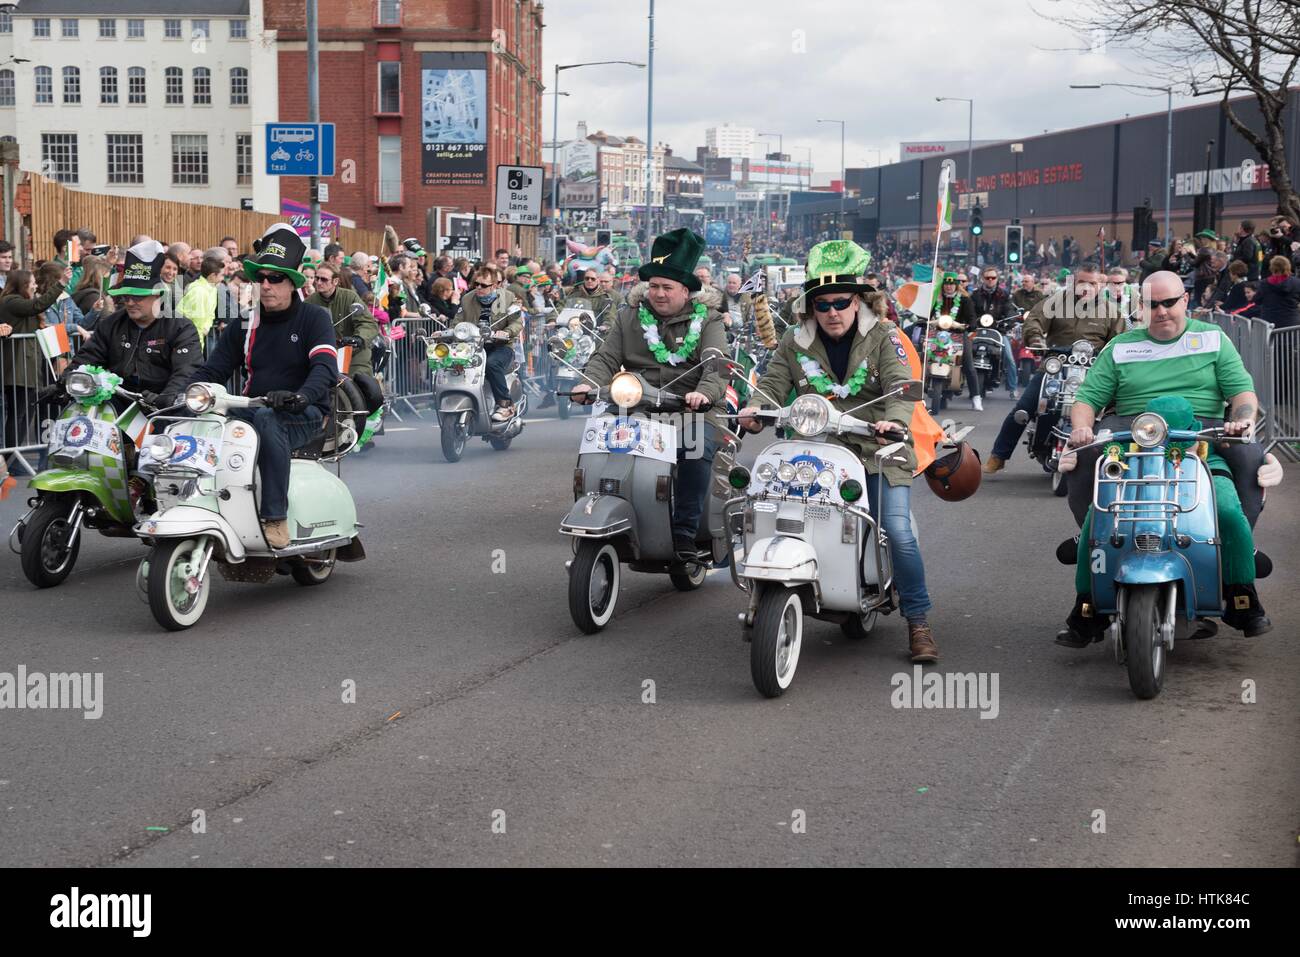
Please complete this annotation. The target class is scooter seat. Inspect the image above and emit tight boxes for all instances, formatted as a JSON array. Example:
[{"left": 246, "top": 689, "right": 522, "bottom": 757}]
[{"left": 291, "top": 434, "right": 327, "bottom": 460}]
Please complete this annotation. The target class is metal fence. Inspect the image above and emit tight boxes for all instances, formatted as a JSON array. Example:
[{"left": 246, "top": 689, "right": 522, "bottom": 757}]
[
  {"left": 0, "top": 333, "right": 60, "bottom": 477},
  {"left": 1200, "top": 310, "right": 1299, "bottom": 462}
]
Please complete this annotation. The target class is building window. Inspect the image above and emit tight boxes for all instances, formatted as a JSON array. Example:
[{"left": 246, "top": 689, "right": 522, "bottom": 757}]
[
  {"left": 0, "top": 70, "right": 12, "bottom": 108},
  {"left": 236, "top": 134, "right": 252, "bottom": 186},
  {"left": 230, "top": 19, "right": 247, "bottom": 40},
  {"left": 378, "top": 135, "right": 402, "bottom": 204},
  {"left": 165, "top": 67, "right": 183, "bottom": 105},
  {"left": 191, "top": 19, "right": 210, "bottom": 40},
  {"left": 98, "top": 18, "right": 116, "bottom": 39},
  {"left": 61, "top": 18, "right": 79, "bottom": 39},
  {"left": 106, "top": 133, "right": 143, "bottom": 185},
  {"left": 41, "top": 133, "right": 79, "bottom": 184},
  {"left": 62, "top": 66, "right": 80, "bottom": 105},
  {"left": 230, "top": 67, "right": 248, "bottom": 105},
  {"left": 34, "top": 18, "right": 51, "bottom": 39},
  {"left": 128, "top": 67, "right": 146, "bottom": 104},
  {"left": 377, "top": 1, "right": 402, "bottom": 26},
  {"left": 172, "top": 134, "right": 208, "bottom": 185},
  {"left": 127, "top": 19, "right": 145, "bottom": 39},
  {"left": 192, "top": 67, "right": 210, "bottom": 105},
  {"left": 164, "top": 19, "right": 181, "bottom": 39},
  {"left": 0, "top": 10, "right": 11, "bottom": 35},
  {"left": 100, "top": 67, "right": 118, "bottom": 104},
  {"left": 34, "top": 66, "right": 53, "bottom": 104},
  {"left": 378, "top": 61, "right": 400, "bottom": 113}
]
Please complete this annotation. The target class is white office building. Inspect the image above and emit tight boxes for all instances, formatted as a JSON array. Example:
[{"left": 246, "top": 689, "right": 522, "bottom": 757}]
[
  {"left": 705, "top": 123, "right": 754, "bottom": 161},
  {"left": 0, "top": 1, "right": 274, "bottom": 209}
]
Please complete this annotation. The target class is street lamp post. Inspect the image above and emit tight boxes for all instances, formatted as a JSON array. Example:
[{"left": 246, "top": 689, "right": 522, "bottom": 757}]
[
  {"left": 817, "top": 119, "right": 845, "bottom": 233},
  {"left": 645, "top": 0, "right": 655, "bottom": 257},
  {"left": 936, "top": 97, "right": 973, "bottom": 226},
  {"left": 1070, "top": 82, "right": 1173, "bottom": 246},
  {"left": 549, "top": 59, "right": 646, "bottom": 235},
  {"left": 1010, "top": 142, "right": 1023, "bottom": 222}
]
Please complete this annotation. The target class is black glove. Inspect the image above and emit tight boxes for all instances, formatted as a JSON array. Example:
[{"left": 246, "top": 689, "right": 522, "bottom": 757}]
[
  {"left": 339, "top": 336, "right": 364, "bottom": 349},
  {"left": 37, "top": 382, "right": 66, "bottom": 403},
  {"left": 140, "top": 390, "right": 164, "bottom": 409},
  {"left": 265, "top": 390, "right": 308, "bottom": 414}
]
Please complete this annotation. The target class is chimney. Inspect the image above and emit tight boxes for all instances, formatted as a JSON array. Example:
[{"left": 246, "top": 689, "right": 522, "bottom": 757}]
[{"left": 576, "top": 120, "right": 588, "bottom": 139}]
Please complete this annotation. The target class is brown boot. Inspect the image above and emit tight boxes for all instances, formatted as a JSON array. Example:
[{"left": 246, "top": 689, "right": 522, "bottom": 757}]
[
  {"left": 262, "top": 519, "right": 290, "bottom": 549},
  {"left": 983, "top": 454, "right": 1005, "bottom": 474},
  {"left": 909, "top": 621, "right": 940, "bottom": 662}
]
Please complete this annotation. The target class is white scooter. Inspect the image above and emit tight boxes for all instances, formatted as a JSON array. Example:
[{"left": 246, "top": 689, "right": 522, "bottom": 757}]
[
  {"left": 134, "top": 382, "right": 365, "bottom": 631},
  {"left": 727, "top": 380, "right": 925, "bottom": 697}
]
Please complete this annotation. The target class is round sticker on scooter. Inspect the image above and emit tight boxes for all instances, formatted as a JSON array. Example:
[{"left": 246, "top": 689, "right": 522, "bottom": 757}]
[
  {"left": 785, "top": 453, "right": 829, "bottom": 495},
  {"left": 169, "top": 435, "right": 198, "bottom": 462},
  {"left": 64, "top": 416, "right": 95, "bottom": 449},
  {"left": 603, "top": 417, "right": 641, "bottom": 453}
]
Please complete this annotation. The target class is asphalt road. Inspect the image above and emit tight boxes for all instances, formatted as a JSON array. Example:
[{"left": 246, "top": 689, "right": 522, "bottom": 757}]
[{"left": 2, "top": 393, "right": 1296, "bottom": 867}]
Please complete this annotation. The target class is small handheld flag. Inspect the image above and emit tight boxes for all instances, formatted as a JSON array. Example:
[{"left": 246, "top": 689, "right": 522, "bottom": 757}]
[{"left": 36, "top": 324, "right": 72, "bottom": 360}]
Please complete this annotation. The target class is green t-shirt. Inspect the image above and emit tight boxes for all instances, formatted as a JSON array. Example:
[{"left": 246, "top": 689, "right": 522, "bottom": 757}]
[{"left": 1074, "top": 317, "right": 1254, "bottom": 418}]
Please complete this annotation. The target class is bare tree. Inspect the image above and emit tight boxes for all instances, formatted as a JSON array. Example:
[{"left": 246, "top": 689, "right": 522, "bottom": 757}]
[{"left": 1041, "top": 0, "right": 1300, "bottom": 223}]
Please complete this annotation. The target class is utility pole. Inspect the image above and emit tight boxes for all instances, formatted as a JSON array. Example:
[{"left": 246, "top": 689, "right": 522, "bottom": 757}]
[
  {"left": 307, "top": 0, "right": 321, "bottom": 250},
  {"left": 644, "top": 0, "right": 655, "bottom": 258}
]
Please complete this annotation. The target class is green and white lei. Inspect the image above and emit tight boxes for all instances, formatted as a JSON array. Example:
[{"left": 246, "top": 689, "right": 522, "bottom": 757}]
[
  {"left": 638, "top": 303, "right": 706, "bottom": 366},
  {"left": 797, "top": 353, "right": 870, "bottom": 398}
]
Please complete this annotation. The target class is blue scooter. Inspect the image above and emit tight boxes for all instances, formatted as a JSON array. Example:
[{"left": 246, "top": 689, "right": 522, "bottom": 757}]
[{"left": 1078, "top": 412, "right": 1254, "bottom": 699}]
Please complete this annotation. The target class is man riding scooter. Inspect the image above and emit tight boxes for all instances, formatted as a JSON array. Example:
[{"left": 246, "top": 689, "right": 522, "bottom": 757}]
[
  {"left": 1055, "top": 270, "right": 1275, "bottom": 645},
  {"left": 969, "top": 266, "right": 1019, "bottom": 399},
  {"left": 739, "top": 240, "right": 941, "bottom": 664},
  {"left": 186, "top": 224, "right": 338, "bottom": 549},
  {"left": 569, "top": 228, "right": 728, "bottom": 560},
  {"left": 456, "top": 263, "right": 524, "bottom": 422}
]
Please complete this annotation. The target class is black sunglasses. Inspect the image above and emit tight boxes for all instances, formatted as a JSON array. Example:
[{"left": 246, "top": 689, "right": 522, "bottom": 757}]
[
  {"left": 474, "top": 281, "right": 495, "bottom": 289},
  {"left": 813, "top": 297, "right": 855, "bottom": 313},
  {"left": 1149, "top": 295, "right": 1184, "bottom": 309},
  {"left": 255, "top": 272, "right": 289, "bottom": 285}
]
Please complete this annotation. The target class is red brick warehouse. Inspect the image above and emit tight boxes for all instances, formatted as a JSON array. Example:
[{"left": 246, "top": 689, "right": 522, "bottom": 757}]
[{"left": 265, "top": 0, "right": 545, "bottom": 259}]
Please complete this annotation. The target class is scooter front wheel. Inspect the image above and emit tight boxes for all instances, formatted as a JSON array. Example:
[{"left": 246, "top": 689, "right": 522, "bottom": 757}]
[
  {"left": 750, "top": 586, "right": 804, "bottom": 698},
  {"left": 147, "top": 538, "right": 210, "bottom": 631},
  {"left": 20, "top": 498, "right": 81, "bottom": 588},
  {"left": 1124, "top": 584, "right": 1166, "bottom": 699},
  {"left": 556, "top": 397, "right": 571, "bottom": 420},
  {"left": 1051, "top": 468, "right": 1069, "bottom": 497},
  {"left": 568, "top": 539, "right": 620, "bottom": 634},
  {"left": 439, "top": 414, "right": 467, "bottom": 462}
]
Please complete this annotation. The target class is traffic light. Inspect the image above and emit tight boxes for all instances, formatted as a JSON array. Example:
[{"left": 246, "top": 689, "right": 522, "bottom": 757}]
[
  {"left": 971, "top": 204, "right": 984, "bottom": 237},
  {"left": 1005, "top": 225, "right": 1023, "bottom": 265}
]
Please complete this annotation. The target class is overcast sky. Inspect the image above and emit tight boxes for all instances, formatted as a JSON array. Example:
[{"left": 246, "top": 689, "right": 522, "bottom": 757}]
[{"left": 542, "top": 0, "right": 1217, "bottom": 173}]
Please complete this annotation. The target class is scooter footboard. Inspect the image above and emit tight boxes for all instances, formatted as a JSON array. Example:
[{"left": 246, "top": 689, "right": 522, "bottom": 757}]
[{"left": 136, "top": 506, "right": 246, "bottom": 562}]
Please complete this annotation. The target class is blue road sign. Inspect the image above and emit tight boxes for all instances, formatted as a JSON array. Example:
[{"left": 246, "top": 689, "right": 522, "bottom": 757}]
[
  {"left": 265, "top": 123, "right": 335, "bottom": 177},
  {"left": 705, "top": 221, "right": 732, "bottom": 247}
]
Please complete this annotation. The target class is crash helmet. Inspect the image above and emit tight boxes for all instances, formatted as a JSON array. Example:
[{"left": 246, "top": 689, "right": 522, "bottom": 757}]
[{"left": 924, "top": 441, "right": 982, "bottom": 502}]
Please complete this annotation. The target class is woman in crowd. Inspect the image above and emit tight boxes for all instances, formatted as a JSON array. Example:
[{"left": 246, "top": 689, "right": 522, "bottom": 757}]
[
  {"left": 427, "top": 277, "right": 458, "bottom": 325},
  {"left": 72, "top": 255, "right": 112, "bottom": 331},
  {"left": 1254, "top": 255, "right": 1300, "bottom": 329},
  {"left": 1, "top": 268, "right": 66, "bottom": 473},
  {"left": 37, "top": 261, "right": 85, "bottom": 340}
]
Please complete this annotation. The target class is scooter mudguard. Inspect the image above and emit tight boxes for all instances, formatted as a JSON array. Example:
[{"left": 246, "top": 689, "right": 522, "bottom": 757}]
[
  {"left": 29, "top": 470, "right": 132, "bottom": 524},
  {"left": 286, "top": 461, "right": 358, "bottom": 543},
  {"left": 560, "top": 494, "right": 638, "bottom": 552},
  {"left": 740, "top": 535, "right": 819, "bottom": 585},
  {"left": 137, "top": 506, "right": 246, "bottom": 562},
  {"left": 439, "top": 393, "right": 475, "bottom": 414}
]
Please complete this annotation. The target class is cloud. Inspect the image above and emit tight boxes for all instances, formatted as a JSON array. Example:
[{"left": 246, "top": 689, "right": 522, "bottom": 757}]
[{"left": 543, "top": 0, "right": 1213, "bottom": 171}]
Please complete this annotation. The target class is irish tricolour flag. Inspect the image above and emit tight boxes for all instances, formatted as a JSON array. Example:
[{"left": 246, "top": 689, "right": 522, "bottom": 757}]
[
  {"left": 371, "top": 258, "right": 389, "bottom": 310},
  {"left": 115, "top": 405, "right": 152, "bottom": 449},
  {"left": 35, "top": 324, "right": 72, "bottom": 360},
  {"left": 936, "top": 165, "right": 953, "bottom": 234}
]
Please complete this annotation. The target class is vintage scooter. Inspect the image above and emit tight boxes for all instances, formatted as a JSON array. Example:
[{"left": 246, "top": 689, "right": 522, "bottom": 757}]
[
  {"left": 133, "top": 382, "right": 365, "bottom": 631},
  {"left": 10, "top": 365, "right": 157, "bottom": 587},
  {"left": 922, "top": 315, "right": 965, "bottom": 413},
  {"left": 727, "top": 380, "right": 926, "bottom": 697},
  {"left": 1071, "top": 413, "right": 1258, "bottom": 699},
  {"left": 555, "top": 348, "right": 740, "bottom": 634},
  {"left": 1017, "top": 339, "right": 1096, "bottom": 496},
  {"left": 968, "top": 310, "right": 1020, "bottom": 395},
  {"left": 425, "top": 310, "right": 526, "bottom": 462},
  {"left": 549, "top": 307, "right": 603, "bottom": 421}
]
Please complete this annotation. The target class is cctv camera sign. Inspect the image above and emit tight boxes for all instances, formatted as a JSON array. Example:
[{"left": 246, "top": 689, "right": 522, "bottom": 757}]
[{"left": 495, "top": 164, "right": 544, "bottom": 226}]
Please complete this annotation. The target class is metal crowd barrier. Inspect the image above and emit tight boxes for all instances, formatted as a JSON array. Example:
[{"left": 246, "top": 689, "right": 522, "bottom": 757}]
[
  {"left": 1200, "top": 310, "right": 1299, "bottom": 462},
  {"left": 0, "top": 333, "right": 58, "bottom": 477}
]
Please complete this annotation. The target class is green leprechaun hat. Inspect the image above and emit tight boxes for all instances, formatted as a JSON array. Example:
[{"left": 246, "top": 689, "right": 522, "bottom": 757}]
[
  {"left": 242, "top": 223, "right": 308, "bottom": 288},
  {"left": 638, "top": 228, "right": 707, "bottom": 292},
  {"left": 795, "top": 240, "right": 872, "bottom": 311},
  {"left": 107, "top": 239, "right": 168, "bottom": 296}
]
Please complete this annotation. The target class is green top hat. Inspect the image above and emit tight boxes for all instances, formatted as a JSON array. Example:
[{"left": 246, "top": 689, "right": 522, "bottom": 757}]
[
  {"left": 1194, "top": 229, "right": 1218, "bottom": 240},
  {"left": 1146, "top": 395, "right": 1200, "bottom": 432},
  {"left": 940, "top": 271, "right": 961, "bottom": 284},
  {"left": 638, "top": 228, "right": 707, "bottom": 292},
  {"left": 800, "top": 240, "right": 872, "bottom": 301},
  {"left": 107, "top": 240, "right": 168, "bottom": 296},
  {"left": 241, "top": 223, "right": 308, "bottom": 288}
]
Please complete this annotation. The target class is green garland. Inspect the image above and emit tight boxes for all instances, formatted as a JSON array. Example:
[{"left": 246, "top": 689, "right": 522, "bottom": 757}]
[
  {"left": 638, "top": 302, "right": 706, "bottom": 366},
  {"left": 80, "top": 365, "right": 122, "bottom": 407},
  {"left": 935, "top": 291, "right": 963, "bottom": 317},
  {"left": 796, "top": 353, "right": 871, "bottom": 399},
  {"left": 428, "top": 354, "right": 471, "bottom": 371}
]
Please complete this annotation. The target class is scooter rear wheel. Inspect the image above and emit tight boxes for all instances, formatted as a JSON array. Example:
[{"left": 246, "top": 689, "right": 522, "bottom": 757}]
[
  {"left": 750, "top": 586, "right": 804, "bottom": 698},
  {"left": 439, "top": 414, "right": 466, "bottom": 462},
  {"left": 1124, "top": 584, "right": 1165, "bottom": 699},
  {"left": 291, "top": 549, "right": 336, "bottom": 586},
  {"left": 669, "top": 561, "right": 707, "bottom": 591},
  {"left": 20, "top": 498, "right": 81, "bottom": 589},
  {"left": 147, "top": 538, "right": 210, "bottom": 631},
  {"left": 568, "top": 540, "right": 620, "bottom": 634},
  {"left": 841, "top": 609, "right": 879, "bottom": 640}
]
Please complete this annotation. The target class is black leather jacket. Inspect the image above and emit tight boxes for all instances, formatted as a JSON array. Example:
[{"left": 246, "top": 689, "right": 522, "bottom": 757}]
[{"left": 67, "top": 308, "right": 202, "bottom": 396}]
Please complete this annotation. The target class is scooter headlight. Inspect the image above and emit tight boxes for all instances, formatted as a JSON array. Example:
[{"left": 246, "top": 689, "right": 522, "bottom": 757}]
[
  {"left": 185, "top": 383, "right": 215, "bottom": 413},
  {"left": 979, "top": 313, "right": 995, "bottom": 328},
  {"left": 776, "top": 462, "right": 797, "bottom": 483},
  {"left": 1043, "top": 356, "right": 1063, "bottom": 375},
  {"left": 453, "top": 322, "right": 478, "bottom": 342},
  {"left": 1043, "top": 378, "right": 1063, "bottom": 396},
  {"left": 1071, "top": 340, "right": 1095, "bottom": 363},
  {"left": 794, "top": 462, "right": 818, "bottom": 486},
  {"left": 429, "top": 342, "right": 450, "bottom": 360},
  {"left": 1131, "top": 412, "right": 1168, "bottom": 448},
  {"left": 142, "top": 434, "right": 176, "bottom": 461},
  {"left": 609, "top": 371, "right": 643, "bottom": 407},
  {"left": 65, "top": 371, "right": 96, "bottom": 399},
  {"left": 817, "top": 468, "right": 836, "bottom": 489},
  {"left": 755, "top": 462, "right": 776, "bottom": 482},
  {"left": 788, "top": 394, "right": 831, "bottom": 437}
]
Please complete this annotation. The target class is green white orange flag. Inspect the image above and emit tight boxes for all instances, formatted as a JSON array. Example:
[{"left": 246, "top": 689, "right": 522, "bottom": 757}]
[
  {"left": 371, "top": 258, "right": 389, "bottom": 310},
  {"left": 35, "top": 324, "right": 72, "bottom": 360},
  {"left": 936, "top": 165, "right": 953, "bottom": 234},
  {"left": 115, "top": 405, "right": 152, "bottom": 449},
  {"left": 895, "top": 282, "right": 933, "bottom": 320}
]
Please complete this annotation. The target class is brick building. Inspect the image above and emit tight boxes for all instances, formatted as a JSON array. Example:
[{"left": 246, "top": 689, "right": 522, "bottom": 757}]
[{"left": 263, "top": 0, "right": 543, "bottom": 259}]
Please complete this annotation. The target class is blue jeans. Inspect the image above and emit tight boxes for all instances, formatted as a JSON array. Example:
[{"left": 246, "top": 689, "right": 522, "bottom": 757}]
[
  {"left": 866, "top": 476, "right": 932, "bottom": 620},
  {"left": 484, "top": 344, "right": 513, "bottom": 403},
  {"left": 991, "top": 370, "right": 1047, "bottom": 461},
  {"left": 672, "top": 431, "right": 718, "bottom": 542},
  {"left": 230, "top": 405, "right": 323, "bottom": 521},
  {"left": 1001, "top": 340, "right": 1018, "bottom": 392}
]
